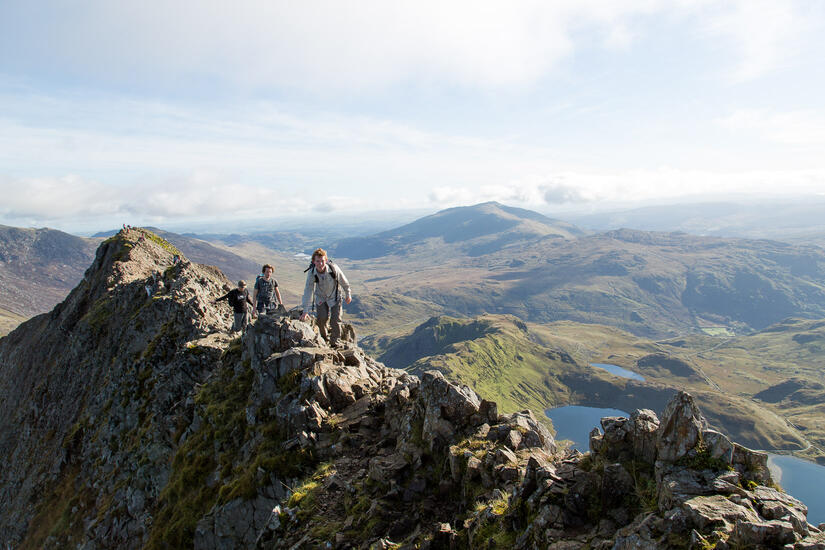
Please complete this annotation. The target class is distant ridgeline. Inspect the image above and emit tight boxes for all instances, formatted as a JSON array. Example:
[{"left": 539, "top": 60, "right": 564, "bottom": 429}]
[
  {"left": 0, "top": 224, "right": 98, "bottom": 321},
  {"left": 321, "top": 203, "right": 825, "bottom": 340},
  {"left": 1, "top": 228, "right": 825, "bottom": 549}
]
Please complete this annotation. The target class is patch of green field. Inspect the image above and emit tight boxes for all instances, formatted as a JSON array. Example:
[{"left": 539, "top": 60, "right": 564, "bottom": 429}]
[{"left": 700, "top": 326, "right": 734, "bottom": 337}]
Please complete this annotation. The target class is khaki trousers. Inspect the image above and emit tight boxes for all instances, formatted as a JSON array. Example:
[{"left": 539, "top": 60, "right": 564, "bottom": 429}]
[
  {"left": 316, "top": 301, "right": 343, "bottom": 345},
  {"left": 232, "top": 311, "right": 250, "bottom": 333}
]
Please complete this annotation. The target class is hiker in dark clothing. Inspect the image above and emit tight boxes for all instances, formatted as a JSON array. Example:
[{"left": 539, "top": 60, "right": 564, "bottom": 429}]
[
  {"left": 300, "top": 248, "right": 352, "bottom": 347},
  {"left": 253, "top": 264, "right": 283, "bottom": 316},
  {"left": 214, "top": 280, "right": 254, "bottom": 332}
]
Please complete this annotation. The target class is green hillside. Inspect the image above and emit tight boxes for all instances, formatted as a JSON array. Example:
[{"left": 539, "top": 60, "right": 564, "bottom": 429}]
[
  {"left": 394, "top": 315, "right": 583, "bottom": 415},
  {"left": 378, "top": 314, "right": 808, "bottom": 453}
]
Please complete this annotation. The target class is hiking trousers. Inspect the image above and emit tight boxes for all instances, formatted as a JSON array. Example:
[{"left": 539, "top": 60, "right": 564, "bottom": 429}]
[
  {"left": 232, "top": 311, "right": 250, "bottom": 333},
  {"left": 316, "top": 301, "right": 342, "bottom": 345}
]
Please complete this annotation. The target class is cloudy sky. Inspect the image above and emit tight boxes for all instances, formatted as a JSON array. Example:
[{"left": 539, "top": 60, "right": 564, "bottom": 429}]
[{"left": 1, "top": 0, "right": 824, "bottom": 232}]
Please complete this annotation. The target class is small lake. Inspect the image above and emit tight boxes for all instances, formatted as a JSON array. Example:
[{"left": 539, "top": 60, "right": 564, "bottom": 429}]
[
  {"left": 545, "top": 405, "right": 628, "bottom": 452},
  {"left": 768, "top": 454, "right": 825, "bottom": 526},
  {"left": 591, "top": 363, "right": 645, "bottom": 382}
]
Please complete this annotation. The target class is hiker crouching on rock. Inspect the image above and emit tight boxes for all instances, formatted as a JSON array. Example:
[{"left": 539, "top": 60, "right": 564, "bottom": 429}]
[
  {"left": 214, "top": 280, "right": 254, "bottom": 333},
  {"left": 253, "top": 264, "right": 283, "bottom": 316},
  {"left": 300, "top": 248, "right": 352, "bottom": 347}
]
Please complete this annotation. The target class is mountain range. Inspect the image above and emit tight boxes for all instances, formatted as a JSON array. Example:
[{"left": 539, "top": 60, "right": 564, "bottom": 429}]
[
  {"left": 6, "top": 202, "right": 825, "bottom": 342},
  {"left": 335, "top": 203, "right": 825, "bottom": 338},
  {"left": 566, "top": 198, "right": 825, "bottom": 240},
  {"left": 2, "top": 228, "right": 823, "bottom": 548}
]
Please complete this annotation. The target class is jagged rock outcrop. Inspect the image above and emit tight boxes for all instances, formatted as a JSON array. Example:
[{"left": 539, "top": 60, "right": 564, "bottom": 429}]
[
  {"left": 0, "top": 229, "right": 234, "bottom": 548},
  {"left": 2, "top": 229, "right": 824, "bottom": 549}
]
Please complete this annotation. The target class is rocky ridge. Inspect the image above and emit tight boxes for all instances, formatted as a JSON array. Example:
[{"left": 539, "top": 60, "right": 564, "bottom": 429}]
[{"left": 1, "top": 230, "right": 824, "bottom": 549}]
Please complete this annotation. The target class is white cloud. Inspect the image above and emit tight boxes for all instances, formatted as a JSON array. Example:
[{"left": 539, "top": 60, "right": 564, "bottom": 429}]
[
  {"left": 540, "top": 180, "right": 592, "bottom": 203},
  {"left": 0, "top": 174, "right": 124, "bottom": 220},
  {"left": 0, "top": 172, "right": 317, "bottom": 227},
  {"left": 699, "top": 0, "right": 817, "bottom": 81},
  {"left": 2, "top": 0, "right": 777, "bottom": 94},
  {"left": 427, "top": 167, "right": 825, "bottom": 210},
  {"left": 4, "top": 165, "right": 825, "bottom": 233},
  {"left": 718, "top": 109, "right": 825, "bottom": 146}
]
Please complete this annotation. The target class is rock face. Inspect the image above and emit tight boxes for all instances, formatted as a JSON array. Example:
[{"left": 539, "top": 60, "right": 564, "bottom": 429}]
[
  {"left": 1, "top": 229, "right": 823, "bottom": 550},
  {"left": 0, "top": 229, "right": 233, "bottom": 548}
]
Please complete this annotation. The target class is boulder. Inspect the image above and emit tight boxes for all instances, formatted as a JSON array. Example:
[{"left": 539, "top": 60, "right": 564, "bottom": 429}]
[
  {"left": 733, "top": 518, "right": 798, "bottom": 547},
  {"left": 193, "top": 496, "right": 277, "bottom": 550},
  {"left": 732, "top": 443, "right": 773, "bottom": 485},
  {"left": 368, "top": 453, "right": 409, "bottom": 483},
  {"left": 681, "top": 495, "right": 759, "bottom": 532},
  {"left": 658, "top": 468, "right": 742, "bottom": 510},
  {"left": 602, "top": 463, "right": 635, "bottom": 510},
  {"left": 656, "top": 391, "right": 708, "bottom": 464},
  {"left": 245, "top": 316, "right": 322, "bottom": 370},
  {"left": 589, "top": 427, "right": 604, "bottom": 455},
  {"left": 504, "top": 410, "right": 556, "bottom": 452},
  {"left": 419, "top": 371, "right": 482, "bottom": 450},
  {"left": 702, "top": 429, "right": 733, "bottom": 464},
  {"left": 751, "top": 485, "right": 809, "bottom": 536},
  {"left": 630, "top": 409, "right": 659, "bottom": 464},
  {"left": 598, "top": 416, "right": 631, "bottom": 461}
]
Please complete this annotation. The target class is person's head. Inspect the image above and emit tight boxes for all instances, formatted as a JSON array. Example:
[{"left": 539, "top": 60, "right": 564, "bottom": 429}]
[
  {"left": 312, "top": 248, "right": 327, "bottom": 271},
  {"left": 237, "top": 280, "right": 246, "bottom": 289},
  {"left": 261, "top": 264, "right": 274, "bottom": 278}
]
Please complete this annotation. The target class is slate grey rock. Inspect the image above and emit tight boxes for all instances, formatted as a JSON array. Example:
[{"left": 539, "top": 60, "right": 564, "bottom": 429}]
[{"left": 657, "top": 391, "right": 708, "bottom": 463}]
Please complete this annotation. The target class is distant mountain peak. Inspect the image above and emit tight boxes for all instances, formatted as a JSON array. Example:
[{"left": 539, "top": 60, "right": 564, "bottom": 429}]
[{"left": 331, "top": 202, "right": 585, "bottom": 260}]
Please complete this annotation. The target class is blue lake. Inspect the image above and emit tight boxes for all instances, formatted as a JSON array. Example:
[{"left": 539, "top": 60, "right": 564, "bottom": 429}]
[
  {"left": 591, "top": 363, "right": 645, "bottom": 382},
  {"left": 768, "top": 454, "right": 825, "bottom": 526},
  {"left": 545, "top": 405, "right": 825, "bottom": 526},
  {"left": 545, "top": 405, "right": 628, "bottom": 452}
]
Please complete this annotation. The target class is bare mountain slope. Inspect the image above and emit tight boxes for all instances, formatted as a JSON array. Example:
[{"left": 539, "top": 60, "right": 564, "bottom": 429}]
[
  {"left": 344, "top": 220, "right": 825, "bottom": 337},
  {"left": 0, "top": 225, "right": 98, "bottom": 319}
]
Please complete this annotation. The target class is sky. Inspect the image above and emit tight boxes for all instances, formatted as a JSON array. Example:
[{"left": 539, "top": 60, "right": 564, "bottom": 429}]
[{"left": 1, "top": 0, "right": 824, "bottom": 233}]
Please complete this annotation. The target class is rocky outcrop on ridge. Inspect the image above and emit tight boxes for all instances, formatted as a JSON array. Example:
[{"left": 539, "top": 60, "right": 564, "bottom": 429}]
[
  {"left": 0, "top": 228, "right": 233, "bottom": 547},
  {"left": 1, "top": 229, "right": 824, "bottom": 549}
]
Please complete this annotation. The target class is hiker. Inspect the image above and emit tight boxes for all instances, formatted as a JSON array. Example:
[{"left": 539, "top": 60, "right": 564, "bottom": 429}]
[
  {"left": 214, "top": 280, "right": 254, "bottom": 332},
  {"left": 253, "top": 264, "right": 283, "bottom": 316},
  {"left": 299, "top": 248, "right": 352, "bottom": 347}
]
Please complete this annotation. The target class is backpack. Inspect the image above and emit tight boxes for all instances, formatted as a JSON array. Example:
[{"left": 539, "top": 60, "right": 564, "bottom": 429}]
[{"left": 304, "top": 259, "right": 339, "bottom": 302}]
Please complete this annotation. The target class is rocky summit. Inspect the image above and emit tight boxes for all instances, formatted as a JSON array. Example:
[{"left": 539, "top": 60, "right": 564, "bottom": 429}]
[{"left": 1, "top": 229, "right": 825, "bottom": 549}]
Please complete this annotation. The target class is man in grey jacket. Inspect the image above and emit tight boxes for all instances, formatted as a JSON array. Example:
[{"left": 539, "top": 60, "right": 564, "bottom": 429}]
[{"left": 299, "top": 248, "right": 352, "bottom": 347}]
